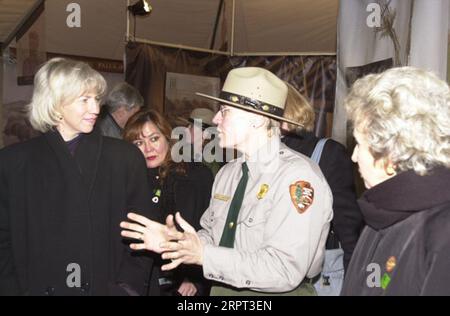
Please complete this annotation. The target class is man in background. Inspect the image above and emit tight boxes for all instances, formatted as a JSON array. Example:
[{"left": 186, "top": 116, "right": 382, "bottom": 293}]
[{"left": 97, "top": 82, "right": 144, "bottom": 139}]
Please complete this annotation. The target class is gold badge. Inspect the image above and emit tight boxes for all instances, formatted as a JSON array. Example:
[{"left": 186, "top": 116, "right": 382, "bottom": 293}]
[
  {"left": 289, "top": 181, "right": 314, "bottom": 214},
  {"left": 386, "top": 256, "right": 397, "bottom": 273},
  {"left": 214, "top": 194, "right": 231, "bottom": 202},
  {"left": 257, "top": 184, "right": 269, "bottom": 200},
  {"left": 262, "top": 105, "right": 270, "bottom": 112}
]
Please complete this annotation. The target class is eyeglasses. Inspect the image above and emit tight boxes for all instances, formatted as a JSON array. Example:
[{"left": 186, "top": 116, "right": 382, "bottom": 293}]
[{"left": 219, "top": 105, "right": 231, "bottom": 118}]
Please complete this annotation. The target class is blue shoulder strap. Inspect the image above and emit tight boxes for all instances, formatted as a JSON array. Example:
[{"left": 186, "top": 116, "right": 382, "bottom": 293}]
[{"left": 310, "top": 138, "right": 329, "bottom": 164}]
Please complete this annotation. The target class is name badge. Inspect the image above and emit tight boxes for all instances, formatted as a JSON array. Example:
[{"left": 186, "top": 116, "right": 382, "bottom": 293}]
[{"left": 214, "top": 194, "right": 231, "bottom": 202}]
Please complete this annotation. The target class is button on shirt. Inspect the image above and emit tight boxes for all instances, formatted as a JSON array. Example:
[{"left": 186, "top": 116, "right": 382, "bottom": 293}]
[{"left": 198, "top": 136, "right": 333, "bottom": 292}]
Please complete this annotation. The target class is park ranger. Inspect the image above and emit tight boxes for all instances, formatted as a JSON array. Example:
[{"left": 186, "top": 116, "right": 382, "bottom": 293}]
[{"left": 121, "top": 67, "right": 333, "bottom": 295}]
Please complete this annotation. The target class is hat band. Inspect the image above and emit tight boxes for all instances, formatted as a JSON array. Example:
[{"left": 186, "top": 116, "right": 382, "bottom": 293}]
[{"left": 219, "top": 91, "right": 284, "bottom": 117}]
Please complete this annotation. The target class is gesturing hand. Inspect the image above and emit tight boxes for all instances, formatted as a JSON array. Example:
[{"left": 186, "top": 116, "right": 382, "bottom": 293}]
[
  {"left": 159, "top": 212, "right": 204, "bottom": 271},
  {"left": 120, "top": 212, "right": 179, "bottom": 254}
]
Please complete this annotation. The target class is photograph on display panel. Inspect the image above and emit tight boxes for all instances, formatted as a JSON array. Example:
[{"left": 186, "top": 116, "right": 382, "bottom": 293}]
[{"left": 164, "top": 72, "right": 220, "bottom": 123}]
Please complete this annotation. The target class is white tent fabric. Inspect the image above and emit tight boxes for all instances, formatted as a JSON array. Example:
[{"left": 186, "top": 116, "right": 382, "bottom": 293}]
[
  {"left": 410, "top": 0, "right": 449, "bottom": 80},
  {"left": 333, "top": 0, "right": 414, "bottom": 145},
  {"left": 332, "top": 0, "right": 449, "bottom": 146}
]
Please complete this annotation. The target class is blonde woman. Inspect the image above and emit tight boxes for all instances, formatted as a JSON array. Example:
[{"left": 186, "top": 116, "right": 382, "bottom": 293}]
[{"left": 0, "top": 58, "right": 158, "bottom": 296}]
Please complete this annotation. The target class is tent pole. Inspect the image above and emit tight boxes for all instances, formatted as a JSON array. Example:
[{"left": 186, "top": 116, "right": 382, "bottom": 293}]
[
  {"left": 131, "top": 37, "right": 230, "bottom": 55},
  {"left": 128, "top": 38, "right": 336, "bottom": 56},
  {"left": 234, "top": 51, "right": 337, "bottom": 56},
  {"left": 210, "top": 0, "right": 224, "bottom": 50},
  {"left": 0, "top": 47, "right": 4, "bottom": 148},
  {"left": 126, "top": 0, "right": 131, "bottom": 42},
  {"left": 230, "top": 0, "right": 236, "bottom": 56}
]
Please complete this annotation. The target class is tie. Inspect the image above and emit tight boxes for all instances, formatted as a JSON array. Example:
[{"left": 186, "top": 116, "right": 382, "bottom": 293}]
[{"left": 219, "top": 162, "right": 249, "bottom": 248}]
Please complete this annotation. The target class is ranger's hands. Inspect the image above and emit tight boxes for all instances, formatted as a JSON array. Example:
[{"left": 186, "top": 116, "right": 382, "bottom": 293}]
[
  {"left": 120, "top": 212, "right": 178, "bottom": 254},
  {"left": 159, "top": 212, "right": 204, "bottom": 271}
]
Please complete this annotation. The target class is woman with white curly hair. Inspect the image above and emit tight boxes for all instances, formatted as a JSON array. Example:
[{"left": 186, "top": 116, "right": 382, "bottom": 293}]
[{"left": 341, "top": 67, "right": 450, "bottom": 296}]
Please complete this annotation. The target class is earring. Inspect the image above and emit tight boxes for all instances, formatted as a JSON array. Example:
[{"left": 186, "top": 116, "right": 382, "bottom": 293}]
[{"left": 385, "top": 165, "right": 396, "bottom": 176}]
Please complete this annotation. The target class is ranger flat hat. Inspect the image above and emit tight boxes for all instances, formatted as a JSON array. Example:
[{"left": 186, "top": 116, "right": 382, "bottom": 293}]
[{"left": 196, "top": 67, "right": 303, "bottom": 127}]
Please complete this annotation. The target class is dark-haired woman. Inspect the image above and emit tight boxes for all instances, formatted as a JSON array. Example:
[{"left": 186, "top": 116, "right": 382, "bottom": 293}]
[{"left": 124, "top": 109, "right": 213, "bottom": 296}]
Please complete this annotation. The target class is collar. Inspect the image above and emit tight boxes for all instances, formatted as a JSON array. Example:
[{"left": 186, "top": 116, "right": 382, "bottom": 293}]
[
  {"left": 65, "top": 133, "right": 84, "bottom": 155},
  {"left": 44, "top": 128, "right": 103, "bottom": 198},
  {"left": 239, "top": 136, "right": 282, "bottom": 179},
  {"left": 359, "top": 167, "right": 450, "bottom": 230},
  {"left": 65, "top": 133, "right": 84, "bottom": 144},
  {"left": 147, "top": 167, "right": 160, "bottom": 179}
]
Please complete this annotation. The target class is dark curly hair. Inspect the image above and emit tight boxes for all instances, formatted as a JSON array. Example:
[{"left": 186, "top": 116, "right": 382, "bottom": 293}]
[{"left": 123, "top": 109, "right": 187, "bottom": 181}]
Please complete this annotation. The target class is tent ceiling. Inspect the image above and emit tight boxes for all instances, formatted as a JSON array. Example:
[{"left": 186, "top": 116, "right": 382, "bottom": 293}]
[
  {"left": 135, "top": 0, "right": 338, "bottom": 55},
  {"left": 45, "top": 0, "right": 126, "bottom": 61},
  {"left": 2, "top": 0, "right": 338, "bottom": 60},
  {"left": 233, "top": 0, "right": 338, "bottom": 54}
]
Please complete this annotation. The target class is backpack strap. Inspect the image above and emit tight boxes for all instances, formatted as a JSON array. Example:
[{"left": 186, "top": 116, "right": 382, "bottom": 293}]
[
  {"left": 310, "top": 138, "right": 342, "bottom": 250},
  {"left": 310, "top": 138, "right": 329, "bottom": 164}
]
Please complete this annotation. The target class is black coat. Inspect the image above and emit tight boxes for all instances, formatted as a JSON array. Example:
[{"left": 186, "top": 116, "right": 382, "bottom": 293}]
[
  {"left": 341, "top": 168, "right": 450, "bottom": 295},
  {"left": 282, "top": 132, "right": 364, "bottom": 270},
  {"left": 149, "top": 164, "right": 213, "bottom": 230},
  {"left": 147, "top": 163, "right": 214, "bottom": 295},
  {"left": 0, "top": 129, "right": 159, "bottom": 296}
]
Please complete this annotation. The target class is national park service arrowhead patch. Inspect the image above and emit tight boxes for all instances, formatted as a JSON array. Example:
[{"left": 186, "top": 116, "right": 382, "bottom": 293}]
[{"left": 289, "top": 181, "right": 314, "bottom": 214}]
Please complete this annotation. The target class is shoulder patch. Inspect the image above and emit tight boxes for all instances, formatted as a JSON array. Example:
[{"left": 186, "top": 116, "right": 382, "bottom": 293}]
[{"left": 289, "top": 181, "right": 314, "bottom": 214}]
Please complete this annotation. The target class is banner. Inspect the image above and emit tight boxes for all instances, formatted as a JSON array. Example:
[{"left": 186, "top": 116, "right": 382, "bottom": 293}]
[
  {"left": 126, "top": 43, "right": 336, "bottom": 138},
  {"left": 165, "top": 72, "right": 221, "bottom": 121}
]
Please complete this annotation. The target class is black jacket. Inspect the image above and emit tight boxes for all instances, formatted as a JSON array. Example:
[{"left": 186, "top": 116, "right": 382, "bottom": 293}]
[
  {"left": 0, "top": 129, "right": 159, "bottom": 296},
  {"left": 148, "top": 163, "right": 213, "bottom": 229},
  {"left": 282, "top": 132, "right": 364, "bottom": 270},
  {"left": 147, "top": 163, "right": 214, "bottom": 295},
  {"left": 341, "top": 167, "right": 450, "bottom": 295}
]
